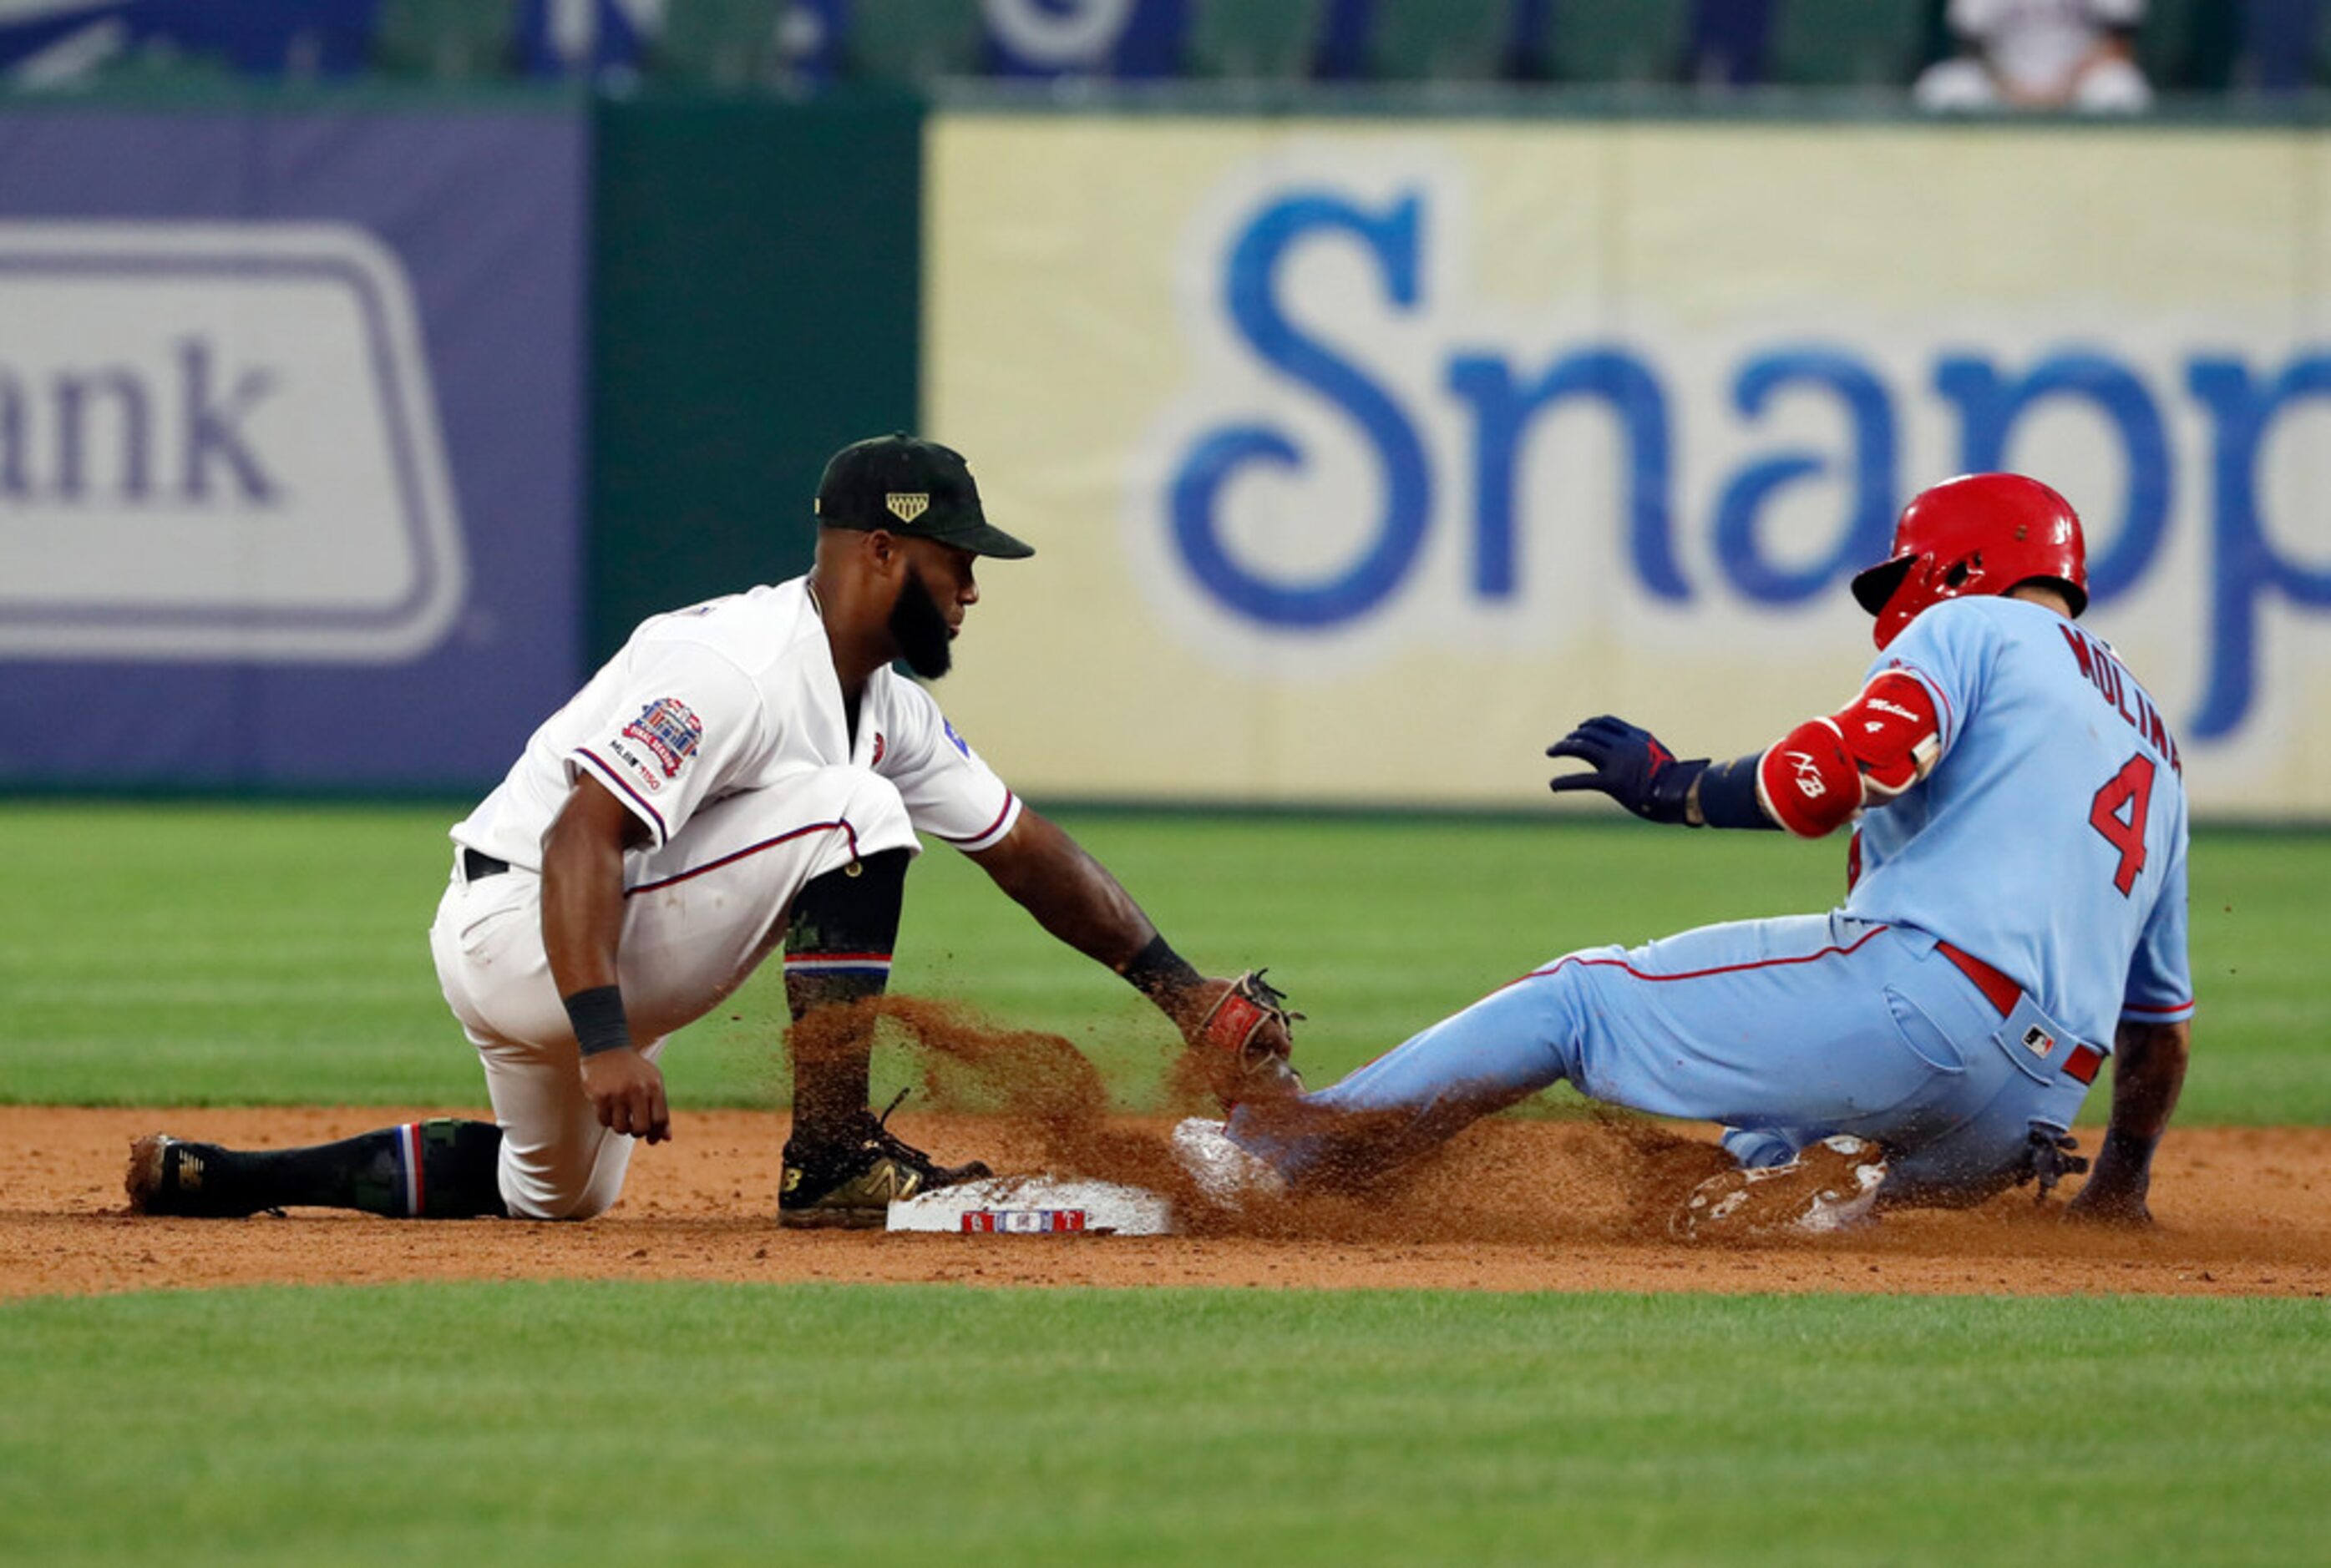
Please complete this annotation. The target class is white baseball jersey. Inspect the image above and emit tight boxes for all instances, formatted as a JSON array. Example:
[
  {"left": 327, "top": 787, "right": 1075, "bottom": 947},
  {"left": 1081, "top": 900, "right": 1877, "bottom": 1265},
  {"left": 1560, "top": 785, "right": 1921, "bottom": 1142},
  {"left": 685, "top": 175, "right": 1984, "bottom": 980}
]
[
  {"left": 1948, "top": 0, "right": 2146, "bottom": 94},
  {"left": 451, "top": 577, "right": 1021, "bottom": 869}
]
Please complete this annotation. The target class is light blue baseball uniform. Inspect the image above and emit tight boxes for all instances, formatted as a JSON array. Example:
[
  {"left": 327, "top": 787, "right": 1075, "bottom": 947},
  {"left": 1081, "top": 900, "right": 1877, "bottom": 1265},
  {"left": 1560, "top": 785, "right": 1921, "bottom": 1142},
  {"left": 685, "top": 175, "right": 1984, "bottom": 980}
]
[{"left": 1235, "top": 597, "right": 2194, "bottom": 1194}]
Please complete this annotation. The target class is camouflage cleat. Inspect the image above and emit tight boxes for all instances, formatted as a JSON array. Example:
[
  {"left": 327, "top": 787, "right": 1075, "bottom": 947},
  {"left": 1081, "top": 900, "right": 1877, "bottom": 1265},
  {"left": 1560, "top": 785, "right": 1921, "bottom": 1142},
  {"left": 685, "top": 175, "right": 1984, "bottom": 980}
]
[
  {"left": 124, "top": 1134, "right": 273, "bottom": 1218},
  {"left": 778, "top": 1094, "right": 990, "bottom": 1230},
  {"left": 1670, "top": 1135, "right": 1889, "bottom": 1241}
]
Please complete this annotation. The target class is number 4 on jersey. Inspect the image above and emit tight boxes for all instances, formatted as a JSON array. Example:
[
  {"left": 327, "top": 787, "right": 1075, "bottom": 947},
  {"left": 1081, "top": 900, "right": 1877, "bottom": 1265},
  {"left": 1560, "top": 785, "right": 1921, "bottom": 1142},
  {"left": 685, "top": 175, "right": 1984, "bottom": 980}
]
[{"left": 2089, "top": 753, "right": 2156, "bottom": 897}]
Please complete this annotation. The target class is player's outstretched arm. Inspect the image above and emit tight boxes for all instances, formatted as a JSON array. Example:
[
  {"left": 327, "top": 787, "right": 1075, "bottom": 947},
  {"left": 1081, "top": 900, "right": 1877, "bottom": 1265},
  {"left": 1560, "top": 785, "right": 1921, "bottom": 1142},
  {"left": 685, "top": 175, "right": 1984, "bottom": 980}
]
[
  {"left": 966, "top": 807, "right": 1297, "bottom": 1097},
  {"left": 965, "top": 806, "right": 1157, "bottom": 972},
  {"left": 542, "top": 776, "right": 669, "bottom": 1144},
  {"left": 1548, "top": 672, "right": 1944, "bottom": 837},
  {"left": 2065, "top": 1019, "right": 2191, "bottom": 1227}
]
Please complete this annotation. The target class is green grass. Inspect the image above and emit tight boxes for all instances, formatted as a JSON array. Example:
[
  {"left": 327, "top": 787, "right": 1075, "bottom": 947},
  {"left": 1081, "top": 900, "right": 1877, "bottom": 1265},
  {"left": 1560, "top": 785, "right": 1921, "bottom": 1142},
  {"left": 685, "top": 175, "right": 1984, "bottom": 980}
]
[
  {"left": 1, "top": 1282, "right": 2323, "bottom": 1567},
  {"left": 0, "top": 802, "right": 2317, "bottom": 1122}
]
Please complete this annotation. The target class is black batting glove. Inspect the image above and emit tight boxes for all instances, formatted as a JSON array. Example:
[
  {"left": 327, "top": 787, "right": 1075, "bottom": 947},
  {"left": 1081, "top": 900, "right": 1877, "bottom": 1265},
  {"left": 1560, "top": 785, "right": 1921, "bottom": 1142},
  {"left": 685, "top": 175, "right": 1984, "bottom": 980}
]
[
  {"left": 2013, "top": 1127, "right": 2090, "bottom": 1203},
  {"left": 1547, "top": 716, "right": 1705, "bottom": 826}
]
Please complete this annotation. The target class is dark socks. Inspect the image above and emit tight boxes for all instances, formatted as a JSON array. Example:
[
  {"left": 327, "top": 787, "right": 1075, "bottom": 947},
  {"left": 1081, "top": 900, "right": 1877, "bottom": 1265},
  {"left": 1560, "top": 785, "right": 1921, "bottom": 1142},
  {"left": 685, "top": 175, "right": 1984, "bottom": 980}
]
[
  {"left": 220, "top": 1118, "right": 508, "bottom": 1217},
  {"left": 783, "top": 847, "right": 909, "bottom": 1147}
]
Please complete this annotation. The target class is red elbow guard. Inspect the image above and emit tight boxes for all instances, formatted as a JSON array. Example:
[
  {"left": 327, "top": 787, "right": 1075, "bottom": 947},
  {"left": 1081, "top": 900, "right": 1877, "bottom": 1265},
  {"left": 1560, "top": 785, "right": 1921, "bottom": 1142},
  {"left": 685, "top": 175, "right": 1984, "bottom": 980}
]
[
  {"left": 1758, "top": 720, "right": 1862, "bottom": 837},
  {"left": 1758, "top": 672, "right": 1942, "bottom": 838},
  {"left": 1836, "top": 670, "right": 1941, "bottom": 801}
]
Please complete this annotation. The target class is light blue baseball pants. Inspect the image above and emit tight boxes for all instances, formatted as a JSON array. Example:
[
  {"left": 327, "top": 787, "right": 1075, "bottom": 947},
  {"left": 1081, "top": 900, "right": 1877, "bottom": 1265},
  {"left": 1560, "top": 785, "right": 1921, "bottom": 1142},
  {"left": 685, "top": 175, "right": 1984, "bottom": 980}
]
[{"left": 1230, "top": 912, "right": 2097, "bottom": 1196}]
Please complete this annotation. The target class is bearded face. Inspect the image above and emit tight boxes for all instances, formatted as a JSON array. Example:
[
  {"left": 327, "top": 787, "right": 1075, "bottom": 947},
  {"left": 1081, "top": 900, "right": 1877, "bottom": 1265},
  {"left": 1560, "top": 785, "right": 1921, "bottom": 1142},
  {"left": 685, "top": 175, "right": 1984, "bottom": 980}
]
[{"left": 888, "top": 560, "right": 955, "bottom": 679}]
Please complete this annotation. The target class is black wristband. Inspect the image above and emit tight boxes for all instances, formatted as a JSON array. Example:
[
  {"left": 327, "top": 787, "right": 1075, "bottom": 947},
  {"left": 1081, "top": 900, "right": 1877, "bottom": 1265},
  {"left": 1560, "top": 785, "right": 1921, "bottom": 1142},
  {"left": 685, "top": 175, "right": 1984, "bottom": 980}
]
[
  {"left": 1119, "top": 932, "right": 1203, "bottom": 1004},
  {"left": 1642, "top": 757, "right": 1707, "bottom": 826},
  {"left": 561, "top": 984, "right": 633, "bottom": 1058},
  {"left": 1699, "top": 753, "right": 1781, "bottom": 831}
]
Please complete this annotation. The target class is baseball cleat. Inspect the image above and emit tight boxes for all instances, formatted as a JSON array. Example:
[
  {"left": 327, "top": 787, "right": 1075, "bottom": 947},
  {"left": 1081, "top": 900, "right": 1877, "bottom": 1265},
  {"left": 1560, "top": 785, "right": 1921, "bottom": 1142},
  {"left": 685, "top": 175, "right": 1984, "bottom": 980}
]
[
  {"left": 1670, "top": 1135, "right": 1888, "bottom": 1241},
  {"left": 1170, "top": 1117, "right": 1287, "bottom": 1209},
  {"left": 778, "top": 1095, "right": 990, "bottom": 1230},
  {"left": 124, "top": 1134, "right": 272, "bottom": 1218}
]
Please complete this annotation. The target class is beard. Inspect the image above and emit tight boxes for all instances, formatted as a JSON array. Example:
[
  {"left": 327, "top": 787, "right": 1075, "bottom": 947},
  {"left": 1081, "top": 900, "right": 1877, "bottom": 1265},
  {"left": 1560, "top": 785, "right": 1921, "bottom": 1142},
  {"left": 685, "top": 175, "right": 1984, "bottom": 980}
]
[{"left": 889, "top": 565, "right": 954, "bottom": 680}]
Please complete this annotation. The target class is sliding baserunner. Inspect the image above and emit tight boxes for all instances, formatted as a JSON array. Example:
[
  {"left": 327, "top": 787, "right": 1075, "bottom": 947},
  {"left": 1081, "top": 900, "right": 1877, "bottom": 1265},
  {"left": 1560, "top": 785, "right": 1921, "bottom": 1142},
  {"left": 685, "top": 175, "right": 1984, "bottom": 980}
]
[{"left": 1178, "top": 473, "right": 2192, "bottom": 1236}]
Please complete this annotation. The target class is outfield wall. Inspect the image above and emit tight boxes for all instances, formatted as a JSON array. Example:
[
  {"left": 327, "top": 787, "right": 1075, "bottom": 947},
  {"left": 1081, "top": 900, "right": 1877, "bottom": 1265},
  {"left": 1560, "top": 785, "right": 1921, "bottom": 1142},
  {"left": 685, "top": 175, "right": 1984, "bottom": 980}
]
[
  {"left": 0, "top": 93, "right": 921, "bottom": 792},
  {"left": 3, "top": 94, "right": 2328, "bottom": 817},
  {"left": 0, "top": 99, "right": 590, "bottom": 791},
  {"left": 926, "top": 114, "right": 2331, "bottom": 818},
  {"left": 589, "top": 94, "right": 923, "bottom": 667}
]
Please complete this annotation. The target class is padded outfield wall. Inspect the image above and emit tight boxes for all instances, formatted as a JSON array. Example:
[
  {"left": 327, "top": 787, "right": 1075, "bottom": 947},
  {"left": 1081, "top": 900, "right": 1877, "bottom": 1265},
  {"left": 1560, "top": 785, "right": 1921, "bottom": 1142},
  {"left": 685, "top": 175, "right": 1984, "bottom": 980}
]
[
  {"left": 0, "top": 96, "right": 590, "bottom": 792},
  {"left": 4, "top": 90, "right": 2328, "bottom": 818},
  {"left": 924, "top": 110, "right": 2331, "bottom": 820},
  {"left": 0, "top": 89, "right": 922, "bottom": 793},
  {"left": 589, "top": 93, "right": 924, "bottom": 668}
]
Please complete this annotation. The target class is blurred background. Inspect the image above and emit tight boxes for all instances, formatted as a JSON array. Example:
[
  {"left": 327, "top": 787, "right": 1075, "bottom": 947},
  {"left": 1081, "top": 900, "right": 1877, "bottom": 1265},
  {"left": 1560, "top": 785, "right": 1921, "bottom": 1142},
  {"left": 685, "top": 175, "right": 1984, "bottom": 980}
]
[{"left": 3, "top": 0, "right": 2328, "bottom": 818}]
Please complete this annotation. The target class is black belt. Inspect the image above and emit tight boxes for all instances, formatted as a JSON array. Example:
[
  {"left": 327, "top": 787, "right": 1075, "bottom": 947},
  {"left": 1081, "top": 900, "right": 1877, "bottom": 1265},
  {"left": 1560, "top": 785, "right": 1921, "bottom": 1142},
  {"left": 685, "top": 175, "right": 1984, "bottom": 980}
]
[{"left": 461, "top": 847, "right": 510, "bottom": 881}]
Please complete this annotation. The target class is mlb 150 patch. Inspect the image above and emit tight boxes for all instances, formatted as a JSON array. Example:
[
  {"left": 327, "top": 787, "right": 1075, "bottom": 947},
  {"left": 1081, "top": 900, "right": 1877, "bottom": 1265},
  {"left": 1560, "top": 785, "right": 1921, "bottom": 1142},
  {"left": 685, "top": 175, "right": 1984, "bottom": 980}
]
[{"left": 623, "top": 697, "right": 702, "bottom": 778}]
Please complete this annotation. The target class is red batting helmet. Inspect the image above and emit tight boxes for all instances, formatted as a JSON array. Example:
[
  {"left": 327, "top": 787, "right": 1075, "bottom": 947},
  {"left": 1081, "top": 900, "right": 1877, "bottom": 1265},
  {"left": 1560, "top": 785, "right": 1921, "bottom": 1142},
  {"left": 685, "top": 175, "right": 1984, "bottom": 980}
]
[{"left": 1850, "top": 473, "right": 2089, "bottom": 650}]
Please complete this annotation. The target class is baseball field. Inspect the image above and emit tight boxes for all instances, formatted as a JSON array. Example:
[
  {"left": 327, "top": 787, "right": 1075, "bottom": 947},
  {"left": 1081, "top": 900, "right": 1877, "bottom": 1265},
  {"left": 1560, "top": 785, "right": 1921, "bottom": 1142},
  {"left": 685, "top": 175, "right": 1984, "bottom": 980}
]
[{"left": 4, "top": 802, "right": 2327, "bottom": 1565}]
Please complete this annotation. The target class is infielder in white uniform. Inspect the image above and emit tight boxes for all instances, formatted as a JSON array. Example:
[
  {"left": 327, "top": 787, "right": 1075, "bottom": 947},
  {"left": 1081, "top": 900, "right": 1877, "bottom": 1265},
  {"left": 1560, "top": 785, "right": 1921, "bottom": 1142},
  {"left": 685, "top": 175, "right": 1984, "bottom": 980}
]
[{"left": 129, "top": 434, "right": 1295, "bottom": 1227}]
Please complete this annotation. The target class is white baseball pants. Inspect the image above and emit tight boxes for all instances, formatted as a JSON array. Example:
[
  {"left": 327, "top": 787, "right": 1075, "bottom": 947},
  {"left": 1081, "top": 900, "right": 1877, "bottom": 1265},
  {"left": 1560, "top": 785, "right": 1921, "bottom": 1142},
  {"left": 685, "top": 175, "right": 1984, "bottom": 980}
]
[{"left": 428, "top": 766, "right": 920, "bottom": 1219}]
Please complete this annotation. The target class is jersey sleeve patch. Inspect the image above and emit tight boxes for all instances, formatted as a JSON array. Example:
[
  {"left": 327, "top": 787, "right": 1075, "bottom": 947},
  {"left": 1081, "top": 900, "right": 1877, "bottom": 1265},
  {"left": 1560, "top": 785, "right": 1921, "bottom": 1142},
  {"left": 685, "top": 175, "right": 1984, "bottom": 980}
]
[
  {"left": 570, "top": 694, "right": 717, "bottom": 846},
  {"left": 593, "top": 695, "right": 702, "bottom": 801},
  {"left": 624, "top": 697, "right": 703, "bottom": 778}
]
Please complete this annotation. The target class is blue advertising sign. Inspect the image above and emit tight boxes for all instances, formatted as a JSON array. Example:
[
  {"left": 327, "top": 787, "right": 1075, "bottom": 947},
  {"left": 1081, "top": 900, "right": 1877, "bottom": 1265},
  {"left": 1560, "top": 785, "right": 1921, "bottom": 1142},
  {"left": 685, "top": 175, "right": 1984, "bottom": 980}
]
[
  {"left": 925, "top": 118, "right": 2331, "bottom": 817},
  {"left": 980, "top": 0, "right": 1185, "bottom": 78},
  {"left": 0, "top": 2, "right": 378, "bottom": 83},
  {"left": 0, "top": 105, "right": 588, "bottom": 790}
]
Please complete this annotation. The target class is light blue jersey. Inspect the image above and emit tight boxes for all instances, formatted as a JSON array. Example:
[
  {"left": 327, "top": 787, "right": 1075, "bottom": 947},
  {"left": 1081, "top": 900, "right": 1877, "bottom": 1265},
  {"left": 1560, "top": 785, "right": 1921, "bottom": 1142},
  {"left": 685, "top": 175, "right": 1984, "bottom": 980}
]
[
  {"left": 1846, "top": 596, "right": 2194, "bottom": 1044},
  {"left": 1230, "top": 596, "right": 2195, "bottom": 1197}
]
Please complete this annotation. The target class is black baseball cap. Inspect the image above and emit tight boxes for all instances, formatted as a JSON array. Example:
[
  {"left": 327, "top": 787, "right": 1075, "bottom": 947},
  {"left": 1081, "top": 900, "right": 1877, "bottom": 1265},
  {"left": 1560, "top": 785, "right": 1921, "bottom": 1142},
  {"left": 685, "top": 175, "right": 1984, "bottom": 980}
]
[{"left": 813, "top": 432, "right": 1034, "bottom": 559}]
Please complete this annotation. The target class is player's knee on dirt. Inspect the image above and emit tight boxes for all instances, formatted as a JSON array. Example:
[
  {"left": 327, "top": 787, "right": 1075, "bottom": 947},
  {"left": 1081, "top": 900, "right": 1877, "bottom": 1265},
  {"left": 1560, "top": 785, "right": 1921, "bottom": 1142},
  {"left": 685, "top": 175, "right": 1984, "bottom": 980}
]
[{"left": 498, "top": 1122, "right": 636, "bottom": 1222}]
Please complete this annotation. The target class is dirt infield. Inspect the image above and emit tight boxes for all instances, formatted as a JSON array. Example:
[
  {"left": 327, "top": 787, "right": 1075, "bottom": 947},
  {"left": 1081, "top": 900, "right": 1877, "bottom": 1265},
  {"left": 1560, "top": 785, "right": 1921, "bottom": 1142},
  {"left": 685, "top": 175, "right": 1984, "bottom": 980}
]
[{"left": 8, "top": 1105, "right": 2328, "bottom": 1300}]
